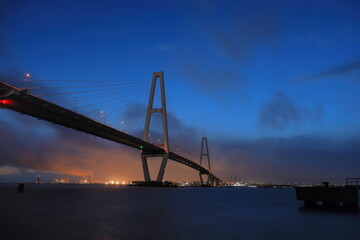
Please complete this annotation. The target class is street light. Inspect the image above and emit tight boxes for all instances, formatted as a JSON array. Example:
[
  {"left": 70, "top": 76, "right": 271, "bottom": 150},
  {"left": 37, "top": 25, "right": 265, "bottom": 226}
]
[
  {"left": 25, "top": 73, "right": 32, "bottom": 91},
  {"left": 100, "top": 110, "right": 106, "bottom": 124},
  {"left": 120, "top": 120, "right": 126, "bottom": 130}
]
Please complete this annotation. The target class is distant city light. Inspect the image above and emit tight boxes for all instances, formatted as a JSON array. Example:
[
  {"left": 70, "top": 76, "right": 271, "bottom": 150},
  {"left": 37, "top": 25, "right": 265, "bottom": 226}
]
[
  {"left": 103, "top": 179, "right": 126, "bottom": 185},
  {"left": 25, "top": 73, "right": 31, "bottom": 78}
]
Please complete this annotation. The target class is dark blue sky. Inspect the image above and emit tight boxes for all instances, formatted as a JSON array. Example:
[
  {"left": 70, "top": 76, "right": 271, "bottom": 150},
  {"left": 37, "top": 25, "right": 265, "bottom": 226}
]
[{"left": 1, "top": 0, "right": 360, "bottom": 183}]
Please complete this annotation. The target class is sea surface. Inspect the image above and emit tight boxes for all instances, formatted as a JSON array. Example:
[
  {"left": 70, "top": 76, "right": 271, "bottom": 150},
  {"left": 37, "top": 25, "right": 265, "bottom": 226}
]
[{"left": 0, "top": 183, "right": 359, "bottom": 240}]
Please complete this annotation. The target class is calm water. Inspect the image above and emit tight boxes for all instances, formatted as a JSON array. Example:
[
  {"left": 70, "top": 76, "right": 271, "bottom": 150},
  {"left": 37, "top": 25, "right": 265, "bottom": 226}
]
[{"left": 0, "top": 183, "right": 359, "bottom": 240}]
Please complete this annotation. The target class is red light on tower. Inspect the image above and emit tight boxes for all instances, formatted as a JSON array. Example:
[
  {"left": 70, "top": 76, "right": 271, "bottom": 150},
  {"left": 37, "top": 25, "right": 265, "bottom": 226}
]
[{"left": 1, "top": 100, "right": 9, "bottom": 104}]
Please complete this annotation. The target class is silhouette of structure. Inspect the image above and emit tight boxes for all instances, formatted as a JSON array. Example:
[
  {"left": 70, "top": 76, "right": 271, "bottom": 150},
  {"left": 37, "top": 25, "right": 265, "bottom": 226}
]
[
  {"left": 0, "top": 72, "right": 222, "bottom": 185},
  {"left": 142, "top": 72, "right": 169, "bottom": 182},
  {"left": 199, "top": 137, "right": 211, "bottom": 185},
  {"left": 296, "top": 185, "right": 358, "bottom": 209}
]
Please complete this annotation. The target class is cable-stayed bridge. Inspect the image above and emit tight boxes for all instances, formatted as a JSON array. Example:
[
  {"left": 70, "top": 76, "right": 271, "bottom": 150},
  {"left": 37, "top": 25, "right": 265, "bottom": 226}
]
[{"left": 0, "top": 72, "right": 222, "bottom": 185}]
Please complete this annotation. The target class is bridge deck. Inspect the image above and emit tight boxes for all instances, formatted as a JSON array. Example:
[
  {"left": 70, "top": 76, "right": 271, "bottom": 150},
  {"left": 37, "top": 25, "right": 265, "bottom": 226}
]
[{"left": 0, "top": 81, "right": 221, "bottom": 182}]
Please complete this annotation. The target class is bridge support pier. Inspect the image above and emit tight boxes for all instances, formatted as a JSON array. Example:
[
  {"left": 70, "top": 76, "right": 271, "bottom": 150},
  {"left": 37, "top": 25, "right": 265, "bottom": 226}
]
[
  {"left": 142, "top": 71, "right": 169, "bottom": 183},
  {"left": 141, "top": 153, "right": 169, "bottom": 182},
  {"left": 141, "top": 154, "right": 151, "bottom": 182},
  {"left": 199, "top": 173, "right": 210, "bottom": 186}
]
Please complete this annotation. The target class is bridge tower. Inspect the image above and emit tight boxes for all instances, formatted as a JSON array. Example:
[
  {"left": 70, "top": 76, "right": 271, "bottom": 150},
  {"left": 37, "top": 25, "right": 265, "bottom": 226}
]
[
  {"left": 199, "top": 137, "right": 212, "bottom": 186},
  {"left": 141, "top": 71, "right": 169, "bottom": 183}
]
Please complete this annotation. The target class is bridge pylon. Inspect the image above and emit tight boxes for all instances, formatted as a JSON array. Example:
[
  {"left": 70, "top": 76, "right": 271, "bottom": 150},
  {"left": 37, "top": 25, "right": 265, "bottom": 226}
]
[
  {"left": 141, "top": 71, "right": 169, "bottom": 183},
  {"left": 199, "top": 137, "right": 212, "bottom": 186}
]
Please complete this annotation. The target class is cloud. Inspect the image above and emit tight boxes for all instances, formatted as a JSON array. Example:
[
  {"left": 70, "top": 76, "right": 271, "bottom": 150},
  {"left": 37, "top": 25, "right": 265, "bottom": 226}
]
[
  {"left": 0, "top": 104, "right": 204, "bottom": 182},
  {"left": 206, "top": 13, "right": 278, "bottom": 60},
  {"left": 180, "top": 62, "right": 248, "bottom": 94},
  {"left": 192, "top": 2, "right": 279, "bottom": 60},
  {"left": 212, "top": 135, "right": 360, "bottom": 184},
  {"left": 0, "top": 105, "right": 358, "bottom": 184},
  {"left": 259, "top": 92, "right": 299, "bottom": 130},
  {"left": 0, "top": 165, "right": 21, "bottom": 175},
  {"left": 0, "top": 103, "right": 150, "bottom": 180},
  {"left": 299, "top": 60, "right": 360, "bottom": 82},
  {"left": 259, "top": 92, "right": 323, "bottom": 130},
  {"left": 175, "top": 2, "right": 280, "bottom": 101}
]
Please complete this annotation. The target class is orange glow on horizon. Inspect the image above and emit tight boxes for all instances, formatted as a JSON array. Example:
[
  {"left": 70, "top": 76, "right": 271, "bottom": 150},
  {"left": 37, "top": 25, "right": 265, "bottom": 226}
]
[{"left": 15, "top": 142, "right": 202, "bottom": 184}]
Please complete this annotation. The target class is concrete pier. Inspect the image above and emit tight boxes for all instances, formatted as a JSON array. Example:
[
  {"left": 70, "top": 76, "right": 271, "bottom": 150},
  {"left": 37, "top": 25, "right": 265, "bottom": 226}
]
[{"left": 296, "top": 186, "right": 358, "bottom": 209}]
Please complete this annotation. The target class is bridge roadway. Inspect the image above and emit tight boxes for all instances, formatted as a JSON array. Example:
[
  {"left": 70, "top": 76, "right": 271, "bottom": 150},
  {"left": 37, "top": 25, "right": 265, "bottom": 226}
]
[{"left": 0, "top": 81, "right": 221, "bottom": 183}]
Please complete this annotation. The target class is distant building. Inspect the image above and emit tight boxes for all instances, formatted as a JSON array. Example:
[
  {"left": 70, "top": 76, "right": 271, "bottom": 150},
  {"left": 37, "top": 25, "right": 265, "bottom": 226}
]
[
  {"left": 233, "top": 182, "right": 248, "bottom": 187},
  {"left": 53, "top": 177, "right": 70, "bottom": 184},
  {"left": 36, "top": 175, "right": 41, "bottom": 184}
]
